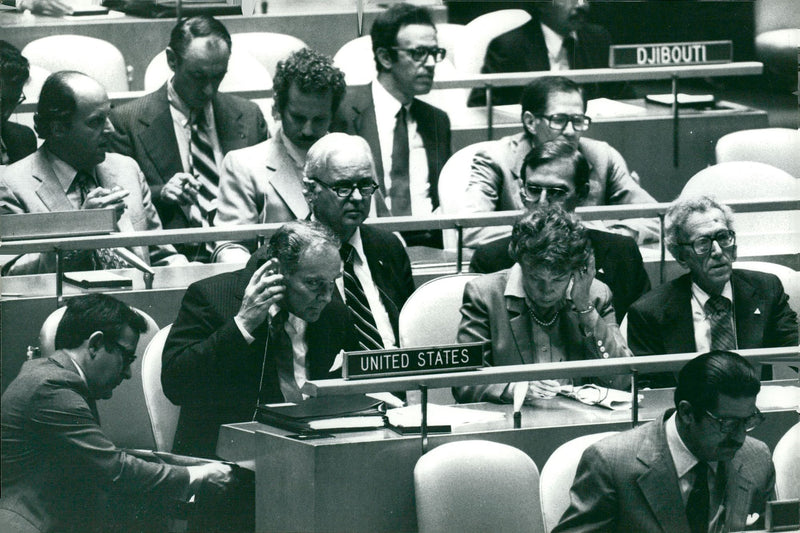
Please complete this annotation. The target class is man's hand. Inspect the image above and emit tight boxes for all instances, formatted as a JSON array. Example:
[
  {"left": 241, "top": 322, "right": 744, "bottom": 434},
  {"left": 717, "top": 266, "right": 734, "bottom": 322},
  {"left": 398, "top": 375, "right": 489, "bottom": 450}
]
[
  {"left": 187, "top": 462, "right": 236, "bottom": 496},
  {"left": 81, "top": 185, "right": 129, "bottom": 217},
  {"left": 17, "top": 0, "right": 73, "bottom": 16},
  {"left": 160, "top": 173, "right": 200, "bottom": 206},
  {"left": 525, "top": 379, "right": 562, "bottom": 401},
  {"left": 235, "top": 258, "right": 285, "bottom": 335},
  {"left": 570, "top": 253, "right": 596, "bottom": 312}
]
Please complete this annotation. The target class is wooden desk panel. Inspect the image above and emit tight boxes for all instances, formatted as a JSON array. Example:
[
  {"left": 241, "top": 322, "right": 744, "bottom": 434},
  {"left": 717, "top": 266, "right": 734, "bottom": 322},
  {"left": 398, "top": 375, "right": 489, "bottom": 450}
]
[{"left": 217, "top": 384, "right": 799, "bottom": 532}]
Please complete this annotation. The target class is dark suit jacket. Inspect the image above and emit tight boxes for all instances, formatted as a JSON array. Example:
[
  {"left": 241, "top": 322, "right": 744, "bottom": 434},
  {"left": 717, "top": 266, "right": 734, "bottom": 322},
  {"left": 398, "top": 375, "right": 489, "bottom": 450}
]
[
  {"left": 470, "top": 228, "right": 651, "bottom": 322},
  {"left": 1, "top": 121, "right": 36, "bottom": 164},
  {"left": 162, "top": 250, "right": 350, "bottom": 458},
  {"left": 627, "top": 270, "right": 799, "bottom": 387},
  {"left": 0, "top": 352, "right": 190, "bottom": 533},
  {"left": 468, "top": 17, "right": 619, "bottom": 107},
  {"left": 357, "top": 225, "right": 416, "bottom": 345},
  {"left": 109, "top": 85, "right": 269, "bottom": 233},
  {"left": 553, "top": 411, "right": 775, "bottom": 533},
  {"left": 332, "top": 82, "right": 451, "bottom": 248}
]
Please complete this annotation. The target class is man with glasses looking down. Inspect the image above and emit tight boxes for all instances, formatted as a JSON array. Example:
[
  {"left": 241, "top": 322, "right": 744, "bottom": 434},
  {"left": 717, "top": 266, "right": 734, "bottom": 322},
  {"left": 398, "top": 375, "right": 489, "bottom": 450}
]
[
  {"left": 333, "top": 2, "right": 452, "bottom": 249},
  {"left": 554, "top": 350, "right": 775, "bottom": 533},
  {"left": 627, "top": 195, "right": 798, "bottom": 388},
  {"left": 462, "top": 76, "right": 658, "bottom": 247}
]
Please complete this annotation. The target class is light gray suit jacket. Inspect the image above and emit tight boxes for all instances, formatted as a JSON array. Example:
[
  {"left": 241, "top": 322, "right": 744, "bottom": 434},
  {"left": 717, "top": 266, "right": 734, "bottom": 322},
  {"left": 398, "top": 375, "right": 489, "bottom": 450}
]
[
  {"left": 0, "top": 148, "right": 186, "bottom": 275},
  {"left": 454, "top": 268, "right": 630, "bottom": 403},
  {"left": 554, "top": 411, "right": 776, "bottom": 533},
  {"left": 212, "top": 131, "right": 309, "bottom": 260}
]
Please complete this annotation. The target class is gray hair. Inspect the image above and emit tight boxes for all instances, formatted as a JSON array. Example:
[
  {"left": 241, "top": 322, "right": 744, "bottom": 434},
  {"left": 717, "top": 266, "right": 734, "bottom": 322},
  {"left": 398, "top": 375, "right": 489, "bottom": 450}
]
[
  {"left": 665, "top": 195, "right": 735, "bottom": 260},
  {"left": 303, "top": 133, "right": 376, "bottom": 183},
  {"left": 265, "top": 220, "right": 340, "bottom": 274}
]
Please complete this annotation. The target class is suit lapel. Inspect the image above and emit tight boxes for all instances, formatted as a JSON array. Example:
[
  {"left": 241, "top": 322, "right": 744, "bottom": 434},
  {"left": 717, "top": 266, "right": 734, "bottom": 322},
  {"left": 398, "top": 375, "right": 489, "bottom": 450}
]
[
  {"left": 349, "top": 84, "right": 383, "bottom": 182},
  {"left": 265, "top": 134, "right": 310, "bottom": 219},
  {"left": 731, "top": 271, "right": 762, "bottom": 349},
  {"left": 505, "top": 293, "right": 534, "bottom": 364},
  {"left": 723, "top": 457, "right": 754, "bottom": 531},
  {"left": 137, "top": 87, "right": 183, "bottom": 184},
  {"left": 664, "top": 275, "right": 697, "bottom": 353},
  {"left": 32, "top": 150, "right": 75, "bottom": 212},
  {"left": 635, "top": 419, "right": 691, "bottom": 533}
]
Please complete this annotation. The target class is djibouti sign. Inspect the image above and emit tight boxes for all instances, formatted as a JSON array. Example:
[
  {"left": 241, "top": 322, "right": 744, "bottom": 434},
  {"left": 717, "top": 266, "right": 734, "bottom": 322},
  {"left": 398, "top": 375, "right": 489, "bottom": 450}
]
[{"left": 610, "top": 40, "right": 732, "bottom": 68}]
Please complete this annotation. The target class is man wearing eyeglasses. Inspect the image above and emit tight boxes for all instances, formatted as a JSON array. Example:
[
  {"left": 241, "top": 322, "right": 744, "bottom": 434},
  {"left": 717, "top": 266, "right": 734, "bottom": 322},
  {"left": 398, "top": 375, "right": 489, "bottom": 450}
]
[
  {"left": 303, "top": 133, "right": 415, "bottom": 352},
  {"left": 333, "top": 3, "right": 452, "bottom": 249},
  {"left": 463, "top": 76, "right": 658, "bottom": 247},
  {"left": 0, "top": 41, "right": 36, "bottom": 165},
  {"left": 555, "top": 350, "right": 775, "bottom": 533},
  {"left": 627, "top": 195, "right": 798, "bottom": 388}
]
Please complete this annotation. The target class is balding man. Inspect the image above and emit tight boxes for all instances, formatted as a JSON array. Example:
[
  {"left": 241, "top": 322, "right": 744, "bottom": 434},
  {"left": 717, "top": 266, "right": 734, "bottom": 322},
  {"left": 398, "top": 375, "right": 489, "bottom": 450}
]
[{"left": 0, "top": 71, "right": 187, "bottom": 275}]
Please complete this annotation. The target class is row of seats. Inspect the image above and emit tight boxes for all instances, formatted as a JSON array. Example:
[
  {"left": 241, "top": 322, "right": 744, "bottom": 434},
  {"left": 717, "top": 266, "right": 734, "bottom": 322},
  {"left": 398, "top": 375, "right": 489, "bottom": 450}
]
[{"left": 414, "top": 426, "right": 800, "bottom": 533}]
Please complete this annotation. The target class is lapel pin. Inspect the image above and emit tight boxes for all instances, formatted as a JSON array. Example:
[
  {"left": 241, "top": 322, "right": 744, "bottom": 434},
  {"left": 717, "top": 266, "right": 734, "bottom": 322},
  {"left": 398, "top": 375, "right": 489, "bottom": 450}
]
[{"left": 754, "top": 308, "right": 761, "bottom": 315}]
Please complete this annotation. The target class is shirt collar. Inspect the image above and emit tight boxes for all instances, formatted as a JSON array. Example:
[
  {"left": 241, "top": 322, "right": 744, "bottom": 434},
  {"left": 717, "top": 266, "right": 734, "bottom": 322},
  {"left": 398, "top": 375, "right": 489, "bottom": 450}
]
[
  {"left": 167, "top": 78, "right": 212, "bottom": 127},
  {"left": 372, "top": 79, "right": 405, "bottom": 120},
  {"left": 64, "top": 352, "right": 89, "bottom": 389},
  {"left": 347, "top": 227, "right": 366, "bottom": 266},
  {"left": 540, "top": 23, "right": 566, "bottom": 59},
  {"left": 278, "top": 127, "right": 307, "bottom": 169},
  {"left": 45, "top": 149, "right": 95, "bottom": 193},
  {"left": 504, "top": 263, "right": 527, "bottom": 300},
  {"left": 267, "top": 302, "right": 305, "bottom": 332},
  {"left": 692, "top": 280, "right": 734, "bottom": 310},
  {"left": 666, "top": 411, "right": 718, "bottom": 478}
]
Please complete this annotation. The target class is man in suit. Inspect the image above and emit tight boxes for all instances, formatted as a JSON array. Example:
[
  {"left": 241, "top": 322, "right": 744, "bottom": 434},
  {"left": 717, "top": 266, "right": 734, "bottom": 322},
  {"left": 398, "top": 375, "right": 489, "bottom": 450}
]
[
  {"left": 455, "top": 206, "right": 630, "bottom": 404},
  {"left": 463, "top": 76, "right": 658, "bottom": 246},
  {"left": 0, "top": 294, "right": 234, "bottom": 533},
  {"left": 470, "top": 138, "right": 650, "bottom": 323},
  {"left": 0, "top": 71, "right": 187, "bottom": 275},
  {"left": 467, "top": 0, "right": 624, "bottom": 107},
  {"left": 110, "top": 15, "right": 269, "bottom": 262},
  {"left": 304, "top": 133, "right": 415, "bottom": 351},
  {"left": 213, "top": 48, "right": 347, "bottom": 263},
  {"left": 554, "top": 350, "right": 775, "bottom": 533},
  {"left": 627, "top": 196, "right": 798, "bottom": 387},
  {"left": 1, "top": 41, "right": 36, "bottom": 165},
  {"left": 333, "top": 2, "right": 452, "bottom": 248},
  {"left": 162, "top": 220, "right": 349, "bottom": 459}
]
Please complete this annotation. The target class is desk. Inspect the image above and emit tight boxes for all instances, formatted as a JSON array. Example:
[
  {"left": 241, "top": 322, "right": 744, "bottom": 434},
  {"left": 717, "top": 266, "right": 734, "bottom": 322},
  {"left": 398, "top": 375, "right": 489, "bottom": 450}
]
[
  {"left": 0, "top": 1, "right": 445, "bottom": 91},
  {"left": 216, "top": 383, "right": 799, "bottom": 533}
]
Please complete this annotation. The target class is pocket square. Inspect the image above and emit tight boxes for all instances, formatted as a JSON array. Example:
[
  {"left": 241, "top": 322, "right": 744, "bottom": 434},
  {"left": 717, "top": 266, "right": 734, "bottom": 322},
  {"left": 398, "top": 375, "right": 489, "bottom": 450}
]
[{"left": 754, "top": 308, "right": 761, "bottom": 315}]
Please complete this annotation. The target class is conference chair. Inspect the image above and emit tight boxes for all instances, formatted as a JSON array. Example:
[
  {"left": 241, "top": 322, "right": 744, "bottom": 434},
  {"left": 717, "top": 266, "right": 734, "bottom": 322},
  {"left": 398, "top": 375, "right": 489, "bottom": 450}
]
[
  {"left": 398, "top": 274, "right": 479, "bottom": 404},
  {"left": 455, "top": 9, "right": 532, "bottom": 76},
  {"left": 38, "top": 304, "right": 159, "bottom": 450},
  {"left": 414, "top": 439, "right": 544, "bottom": 533},
  {"left": 22, "top": 36, "right": 131, "bottom": 92},
  {"left": 754, "top": 0, "right": 800, "bottom": 89},
  {"left": 539, "top": 431, "right": 618, "bottom": 532},
  {"left": 773, "top": 421, "right": 800, "bottom": 499},
  {"left": 143, "top": 49, "right": 272, "bottom": 93},
  {"left": 231, "top": 32, "right": 307, "bottom": 78},
  {"left": 436, "top": 140, "right": 499, "bottom": 249},
  {"left": 141, "top": 324, "right": 181, "bottom": 453},
  {"left": 715, "top": 128, "right": 800, "bottom": 178}
]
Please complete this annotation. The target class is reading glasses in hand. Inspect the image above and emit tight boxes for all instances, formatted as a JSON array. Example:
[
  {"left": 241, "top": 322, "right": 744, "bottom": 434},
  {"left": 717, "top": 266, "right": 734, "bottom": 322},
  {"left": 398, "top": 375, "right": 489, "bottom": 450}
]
[
  {"left": 311, "top": 178, "right": 379, "bottom": 198},
  {"left": 679, "top": 230, "right": 736, "bottom": 256},
  {"left": 391, "top": 46, "right": 447, "bottom": 63},
  {"left": 536, "top": 113, "right": 592, "bottom": 132}
]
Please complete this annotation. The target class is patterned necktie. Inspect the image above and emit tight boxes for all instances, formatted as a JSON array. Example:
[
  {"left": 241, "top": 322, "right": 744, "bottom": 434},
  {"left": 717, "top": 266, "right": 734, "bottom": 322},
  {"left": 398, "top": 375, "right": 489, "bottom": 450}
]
[
  {"left": 686, "top": 462, "right": 710, "bottom": 533},
  {"left": 340, "top": 243, "right": 384, "bottom": 351},
  {"left": 389, "top": 105, "right": 411, "bottom": 216},
  {"left": 74, "top": 171, "right": 126, "bottom": 270},
  {"left": 705, "top": 295, "right": 736, "bottom": 350},
  {"left": 190, "top": 111, "right": 219, "bottom": 224},
  {"left": 0, "top": 134, "right": 9, "bottom": 165}
]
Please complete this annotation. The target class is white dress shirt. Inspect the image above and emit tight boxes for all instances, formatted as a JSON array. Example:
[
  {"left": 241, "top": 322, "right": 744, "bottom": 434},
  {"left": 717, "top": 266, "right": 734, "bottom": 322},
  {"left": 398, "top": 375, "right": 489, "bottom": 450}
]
[
  {"left": 47, "top": 151, "right": 98, "bottom": 209},
  {"left": 541, "top": 23, "right": 571, "bottom": 71},
  {"left": 371, "top": 80, "right": 433, "bottom": 216},
  {"left": 690, "top": 281, "right": 736, "bottom": 352}
]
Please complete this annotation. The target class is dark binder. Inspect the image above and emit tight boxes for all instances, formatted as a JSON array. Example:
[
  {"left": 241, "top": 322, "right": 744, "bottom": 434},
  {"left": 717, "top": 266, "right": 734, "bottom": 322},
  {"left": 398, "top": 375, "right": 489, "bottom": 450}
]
[{"left": 255, "top": 395, "right": 386, "bottom": 433}]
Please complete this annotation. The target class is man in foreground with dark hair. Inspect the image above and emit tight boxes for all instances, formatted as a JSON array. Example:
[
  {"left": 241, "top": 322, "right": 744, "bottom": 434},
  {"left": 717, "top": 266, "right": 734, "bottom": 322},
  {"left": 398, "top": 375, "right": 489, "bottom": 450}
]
[
  {"left": 214, "top": 48, "right": 347, "bottom": 263},
  {"left": 110, "top": 15, "right": 269, "bottom": 262},
  {"left": 0, "top": 294, "right": 234, "bottom": 533},
  {"left": 0, "top": 40, "right": 36, "bottom": 165},
  {"left": 334, "top": 2, "right": 451, "bottom": 248},
  {"left": 554, "top": 350, "right": 775, "bottom": 533}
]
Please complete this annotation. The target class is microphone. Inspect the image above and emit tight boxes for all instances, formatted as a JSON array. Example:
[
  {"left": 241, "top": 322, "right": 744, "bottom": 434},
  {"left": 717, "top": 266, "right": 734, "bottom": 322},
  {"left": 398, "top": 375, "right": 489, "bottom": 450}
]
[{"left": 512, "top": 382, "right": 527, "bottom": 429}]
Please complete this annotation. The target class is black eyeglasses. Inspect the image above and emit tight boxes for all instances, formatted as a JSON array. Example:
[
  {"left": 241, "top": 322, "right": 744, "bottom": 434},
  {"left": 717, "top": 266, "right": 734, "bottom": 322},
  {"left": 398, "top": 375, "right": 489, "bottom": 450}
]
[
  {"left": 522, "top": 185, "right": 572, "bottom": 202},
  {"left": 15, "top": 92, "right": 26, "bottom": 107},
  {"left": 535, "top": 113, "right": 592, "bottom": 132},
  {"left": 107, "top": 341, "right": 137, "bottom": 367},
  {"left": 704, "top": 409, "right": 765, "bottom": 434},
  {"left": 391, "top": 46, "right": 447, "bottom": 63},
  {"left": 679, "top": 230, "right": 736, "bottom": 256},
  {"left": 311, "top": 177, "right": 379, "bottom": 198}
]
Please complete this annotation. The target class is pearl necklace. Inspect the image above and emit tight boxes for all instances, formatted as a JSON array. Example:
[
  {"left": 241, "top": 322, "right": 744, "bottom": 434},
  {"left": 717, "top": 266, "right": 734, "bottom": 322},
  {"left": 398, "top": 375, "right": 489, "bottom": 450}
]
[{"left": 529, "top": 307, "right": 559, "bottom": 327}]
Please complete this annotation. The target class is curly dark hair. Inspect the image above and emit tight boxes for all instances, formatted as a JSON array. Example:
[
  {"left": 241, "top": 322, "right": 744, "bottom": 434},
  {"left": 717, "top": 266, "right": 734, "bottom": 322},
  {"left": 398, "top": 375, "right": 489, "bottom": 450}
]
[
  {"left": 0, "top": 40, "right": 29, "bottom": 87},
  {"left": 509, "top": 205, "right": 592, "bottom": 273},
  {"left": 272, "top": 48, "right": 346, "bottom": 115}
]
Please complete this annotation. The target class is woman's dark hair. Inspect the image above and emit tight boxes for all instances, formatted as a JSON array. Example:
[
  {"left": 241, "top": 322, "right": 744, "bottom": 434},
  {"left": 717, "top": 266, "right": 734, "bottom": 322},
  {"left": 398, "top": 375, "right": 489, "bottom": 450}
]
[{"left": 509, "top": 204, "right": 592, "bottom": 273}]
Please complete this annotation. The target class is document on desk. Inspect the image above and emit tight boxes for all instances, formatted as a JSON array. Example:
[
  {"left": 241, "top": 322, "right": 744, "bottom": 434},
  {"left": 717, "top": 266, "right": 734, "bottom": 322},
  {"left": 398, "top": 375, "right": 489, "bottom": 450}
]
[
  {"left": 386, "top": 403, "right": 506, "bottom": 431},
  {"left": 558, "top": 385, "right": 641, "bottom": 411}
]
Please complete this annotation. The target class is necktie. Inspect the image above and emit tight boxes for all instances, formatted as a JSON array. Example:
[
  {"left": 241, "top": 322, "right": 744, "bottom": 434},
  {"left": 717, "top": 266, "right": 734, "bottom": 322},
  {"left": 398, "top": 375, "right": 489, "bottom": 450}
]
[
  {"left": 74, "top": 172, "right": 126, "bottom": 270},
  {"left": 190, "top": 111, "right": 219, "bottom": 224},
  {"left": 389, "top": 105, "right": 411, "bottom": 216},
  {"left": 340, "top": 243, "right": 384, "bottom": 351},
  {"left": 562, "top": 33, "right": 577, "bottom": 68},
  {"left": 686, "top": 462, "right": 710, "bottom": 533},
  {"left": 0, "top": 135, "right": 9, "bottom": 165},
  {"left": 705, "top": 295, "right": 736, "bottom": 350},
  {"left": 267, "top": 310, "right": 304, "bottom": 404}
]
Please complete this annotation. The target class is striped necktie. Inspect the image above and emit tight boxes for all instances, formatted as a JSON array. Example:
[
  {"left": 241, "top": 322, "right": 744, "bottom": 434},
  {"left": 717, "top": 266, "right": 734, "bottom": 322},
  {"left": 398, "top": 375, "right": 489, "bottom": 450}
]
[
  {"left": 190, "top": 111, "right": 219, "bottom": 223},
  {"left": 705, "top": 295, "right": 736, "bottom": 350},
  {"left": 74, "top": 171, "right": 126, "bottom": 270},
  {"left": 340, "top": 243, "right": 384, "bottom": 351}
]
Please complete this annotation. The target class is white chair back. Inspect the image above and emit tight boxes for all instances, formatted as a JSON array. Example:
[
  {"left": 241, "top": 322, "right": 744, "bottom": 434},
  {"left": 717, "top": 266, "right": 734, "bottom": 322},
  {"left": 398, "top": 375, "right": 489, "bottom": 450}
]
[
  {"left": 415, "top": 439, "right": 544, "bottom": 533},
  {"left": 231, "top": 32, "right": 307, "bottom": 78},
  {"left": 715, "top": 128, "right": 800, "bottom": 178},
  {"left": 144, "top": 50, "right": 272, "bottom": 93},
  {"left": 456, "top": 9, "right": 532, "bottom": 74},
  {"left": 540, "top": 431, "right": 618, "bottom": 532},
  {"left": 22, "top": 36, "right": 130, "bottom": 92},
  {"left": 141, "top": 324, "right": 181, "bottom": 452},
  {"left": 773, "top": 421, "right": 800, "bottom": 499}
]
